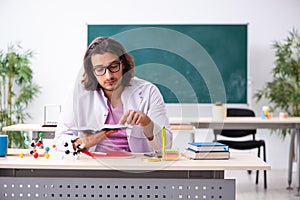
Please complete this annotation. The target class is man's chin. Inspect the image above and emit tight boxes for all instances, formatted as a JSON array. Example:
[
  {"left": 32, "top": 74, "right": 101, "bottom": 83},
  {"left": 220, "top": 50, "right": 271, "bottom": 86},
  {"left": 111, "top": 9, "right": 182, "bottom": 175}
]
[
  {"left": 102, "top": 86, "right": 115, "bottom": 92},
  {"left": 102, "top": 83, "right": 122, "bottom": 92}
]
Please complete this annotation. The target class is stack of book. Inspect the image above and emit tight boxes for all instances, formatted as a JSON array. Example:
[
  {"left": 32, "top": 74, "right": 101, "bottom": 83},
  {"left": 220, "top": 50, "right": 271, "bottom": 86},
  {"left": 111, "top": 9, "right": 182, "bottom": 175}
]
[{"left": 182, "top": 142, "right": 230, "bottom": 160}]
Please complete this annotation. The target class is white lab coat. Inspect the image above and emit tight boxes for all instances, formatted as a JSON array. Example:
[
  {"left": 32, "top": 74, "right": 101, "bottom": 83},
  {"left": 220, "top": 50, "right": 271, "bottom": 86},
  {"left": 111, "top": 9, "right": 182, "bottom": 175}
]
[{"left": 54, "top": 77, "right": 172, "bottom": 153}]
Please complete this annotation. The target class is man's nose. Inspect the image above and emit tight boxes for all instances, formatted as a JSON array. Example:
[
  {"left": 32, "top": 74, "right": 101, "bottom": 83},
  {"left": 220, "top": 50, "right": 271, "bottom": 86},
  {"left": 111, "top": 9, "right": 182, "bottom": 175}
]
[{"left": 104, "top": 68, "right": 113, "bottom": 77}]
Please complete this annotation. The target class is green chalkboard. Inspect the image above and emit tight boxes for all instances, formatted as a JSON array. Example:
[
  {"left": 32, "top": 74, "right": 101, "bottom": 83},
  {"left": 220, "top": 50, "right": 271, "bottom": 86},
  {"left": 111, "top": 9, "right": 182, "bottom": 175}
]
[{"left": 88, "top": 24, "right": 247, "bottom": 104}]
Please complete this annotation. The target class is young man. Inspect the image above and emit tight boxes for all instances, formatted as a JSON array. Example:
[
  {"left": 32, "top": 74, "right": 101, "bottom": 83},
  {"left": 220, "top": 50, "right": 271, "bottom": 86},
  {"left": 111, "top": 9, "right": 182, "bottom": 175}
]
[{"left": 54, "top": 37, "right": 172, "bottom": 153}]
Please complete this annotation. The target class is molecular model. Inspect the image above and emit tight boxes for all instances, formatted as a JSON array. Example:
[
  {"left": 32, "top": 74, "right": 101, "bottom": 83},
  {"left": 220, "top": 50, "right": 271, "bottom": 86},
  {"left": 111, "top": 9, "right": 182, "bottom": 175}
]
[
  {"left": 20, "top": 132, "right": 53, "bottom": 159},
  {"left": 63, "top": 138, "right": 85, "bottom": 159}
]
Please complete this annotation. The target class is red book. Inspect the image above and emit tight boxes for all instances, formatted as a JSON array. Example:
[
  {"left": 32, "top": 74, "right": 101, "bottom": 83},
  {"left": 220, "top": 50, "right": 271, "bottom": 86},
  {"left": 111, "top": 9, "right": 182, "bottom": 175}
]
[{"left": 83, "top": 151, "right": 135, "bottom": 158}]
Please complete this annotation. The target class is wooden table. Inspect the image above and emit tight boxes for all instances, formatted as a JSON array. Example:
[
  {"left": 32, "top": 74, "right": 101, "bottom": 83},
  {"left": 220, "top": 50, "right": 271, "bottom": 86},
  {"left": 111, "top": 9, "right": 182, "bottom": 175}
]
[
  {"left": 0, "top": 150, "right": 269, "bottom": 200},
  {"left": 189, "top": 117, "right": 300, "bottom": 196},
  {"left": 2, "top": 124, "right": 56, "bottom": 132}
]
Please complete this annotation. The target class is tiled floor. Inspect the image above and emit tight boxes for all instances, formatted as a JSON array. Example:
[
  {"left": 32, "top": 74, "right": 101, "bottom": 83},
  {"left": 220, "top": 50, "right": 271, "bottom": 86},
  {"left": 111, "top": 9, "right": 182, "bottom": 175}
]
[{"left": 225, "top": 170, "right": 300, "bottom": 200}]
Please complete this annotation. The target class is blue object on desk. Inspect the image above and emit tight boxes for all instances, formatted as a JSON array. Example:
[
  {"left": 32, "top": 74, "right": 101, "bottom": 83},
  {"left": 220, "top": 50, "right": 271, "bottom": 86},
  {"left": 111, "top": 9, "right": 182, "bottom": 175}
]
[
  {"left": 188, "top": 142, "right": 229, "bottom": 152},
  {"left": 0, "top": 135, "right": 8, "bottom": 157},
  {"left": 261, "top": 110, "right": 266, "bottom": 119}
]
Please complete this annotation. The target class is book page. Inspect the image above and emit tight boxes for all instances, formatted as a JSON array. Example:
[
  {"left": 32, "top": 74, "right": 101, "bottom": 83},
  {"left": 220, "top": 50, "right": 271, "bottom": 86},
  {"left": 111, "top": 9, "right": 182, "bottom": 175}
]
[{"left": 68, "top": 124, "right": 128, "bottom": 133}]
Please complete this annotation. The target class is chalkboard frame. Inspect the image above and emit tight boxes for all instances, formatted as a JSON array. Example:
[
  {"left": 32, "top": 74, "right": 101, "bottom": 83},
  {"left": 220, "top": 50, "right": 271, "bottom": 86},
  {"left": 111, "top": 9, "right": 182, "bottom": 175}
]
[{"left": 87, "top": 24, "right": 248, "bottom": 104}]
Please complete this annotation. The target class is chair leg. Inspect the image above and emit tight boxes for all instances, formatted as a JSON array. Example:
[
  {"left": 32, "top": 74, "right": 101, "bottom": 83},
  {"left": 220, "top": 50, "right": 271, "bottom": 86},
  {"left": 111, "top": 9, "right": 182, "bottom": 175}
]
[
  {"left": 263, "top": 144, "right": 267, "bottom": 189},
  {"left": 287, "top": 130, "right": 296, "bottom": 190},
  {"left": 256, "top": 147, "right": 261, "bottom": 185}
]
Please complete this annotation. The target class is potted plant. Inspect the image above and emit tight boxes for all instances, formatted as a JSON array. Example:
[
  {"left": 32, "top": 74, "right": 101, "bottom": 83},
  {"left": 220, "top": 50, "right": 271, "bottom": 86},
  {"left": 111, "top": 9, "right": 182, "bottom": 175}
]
[
  {"left": 0, "top": 42, "right": 41, "bottom": 148},
  {"left": 254, "top": 29, "right": 300, "bottom": 138}
]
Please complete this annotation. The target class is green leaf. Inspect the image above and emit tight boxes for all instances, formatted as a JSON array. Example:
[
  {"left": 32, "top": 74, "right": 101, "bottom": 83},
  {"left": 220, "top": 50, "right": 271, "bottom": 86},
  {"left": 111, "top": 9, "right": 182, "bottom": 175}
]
[
  {"left": 254, "top": 28, "right": 300, "bottom": 138},
  {"left": 0, "top": 42, "right": 40, "bottom": 148}
]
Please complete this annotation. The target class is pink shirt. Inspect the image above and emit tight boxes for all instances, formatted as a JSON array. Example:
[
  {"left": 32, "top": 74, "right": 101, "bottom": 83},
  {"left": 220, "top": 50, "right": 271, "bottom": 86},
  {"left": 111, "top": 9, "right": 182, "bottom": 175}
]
[{"left": 95, "top": 101, "right": 130, "bottom": 152}]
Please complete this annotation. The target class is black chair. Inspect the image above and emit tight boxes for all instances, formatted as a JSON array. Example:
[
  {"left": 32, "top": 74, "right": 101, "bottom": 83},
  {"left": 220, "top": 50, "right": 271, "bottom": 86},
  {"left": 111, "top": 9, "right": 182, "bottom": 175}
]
[{"left": 213, "top": 108, "right": 267, "bottom": 189}]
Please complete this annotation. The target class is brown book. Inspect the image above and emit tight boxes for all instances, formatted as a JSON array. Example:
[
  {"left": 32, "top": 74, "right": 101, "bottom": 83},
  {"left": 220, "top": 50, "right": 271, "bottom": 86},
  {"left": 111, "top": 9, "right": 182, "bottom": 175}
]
[{"left": 170, "top": 123, "right": 194, "bottom": 130}]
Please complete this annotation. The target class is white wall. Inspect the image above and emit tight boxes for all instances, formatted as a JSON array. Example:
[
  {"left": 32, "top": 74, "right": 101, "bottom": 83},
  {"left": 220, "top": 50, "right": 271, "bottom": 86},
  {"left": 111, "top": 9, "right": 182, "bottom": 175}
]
[{"left": 1, "top": 0, "right": 300, "bottom": 169}]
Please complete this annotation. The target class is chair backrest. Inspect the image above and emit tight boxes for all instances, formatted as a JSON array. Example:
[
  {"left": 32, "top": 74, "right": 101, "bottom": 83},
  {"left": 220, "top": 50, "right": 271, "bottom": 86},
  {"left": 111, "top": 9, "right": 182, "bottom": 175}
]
[{"left": 214, "top": 108, "right": 256, "bottom": 138}]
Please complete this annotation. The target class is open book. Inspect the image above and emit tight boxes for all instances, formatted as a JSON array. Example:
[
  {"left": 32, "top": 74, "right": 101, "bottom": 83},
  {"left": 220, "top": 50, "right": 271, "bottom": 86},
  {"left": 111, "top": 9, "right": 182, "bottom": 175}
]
[{"left": 68, "top": 124, "right": 128, "bottom": 133}]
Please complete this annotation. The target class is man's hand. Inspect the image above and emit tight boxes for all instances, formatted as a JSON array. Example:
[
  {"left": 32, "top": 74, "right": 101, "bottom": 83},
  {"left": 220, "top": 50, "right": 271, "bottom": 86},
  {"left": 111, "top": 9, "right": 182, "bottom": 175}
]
[
  {"left": 119, "top": 110, "right": 151, "bottom": 127},
  {"left": 74, "top": 130, "right": 117, "bottom": 149},
  {"left": 119, "top": 110, "right": 154, "bottom": 140}
]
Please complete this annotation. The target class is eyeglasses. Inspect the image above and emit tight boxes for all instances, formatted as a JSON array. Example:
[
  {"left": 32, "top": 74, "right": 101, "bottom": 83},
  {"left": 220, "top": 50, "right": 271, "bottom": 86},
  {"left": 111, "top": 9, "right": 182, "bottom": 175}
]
[{"left": 93, "top": 60, "right": 122, "bottom": 76}]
